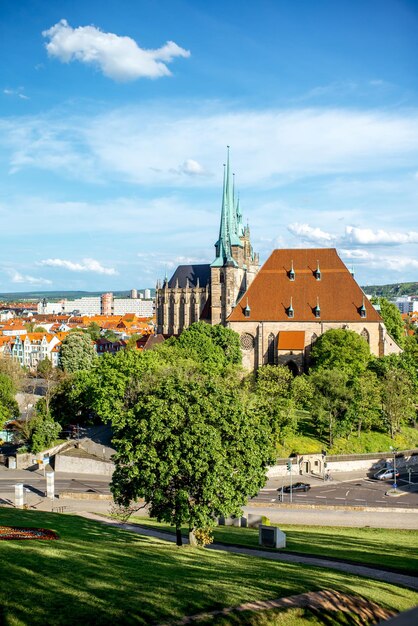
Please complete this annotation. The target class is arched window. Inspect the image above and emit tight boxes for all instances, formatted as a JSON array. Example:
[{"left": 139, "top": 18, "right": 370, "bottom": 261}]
[
  {"left": 267, "top": 333, "right": 275, "bottom": 364},
  {"left": 311, "top": 333, "right": 318, "bottom": 346},
  {"left": 240, "top": 333, "right": 255, "bottom": 351},
  {"left": 286, "top": 360, "right": 299, "bottom": 376},
  {"left": 361, "top": 328, "right": 370, "bottom": 344}
]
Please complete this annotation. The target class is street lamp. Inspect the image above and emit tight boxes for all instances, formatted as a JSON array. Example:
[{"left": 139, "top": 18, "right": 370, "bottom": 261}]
[{"left": 389, "top": 446, "right": 398, "bottom": 490}]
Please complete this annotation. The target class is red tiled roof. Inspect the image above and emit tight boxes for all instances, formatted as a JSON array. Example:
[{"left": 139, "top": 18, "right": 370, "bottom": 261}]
[
  {"left": 278, "top": 331, "right": 305, "bottom": 350},
  {"left": 228, "top": 248, "right": 382, "bottom": 323}
]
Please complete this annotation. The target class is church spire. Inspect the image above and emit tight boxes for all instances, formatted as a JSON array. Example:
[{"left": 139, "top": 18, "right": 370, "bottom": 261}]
[{"left": 212, "top": 147, "right": 239, "bottom": 267}]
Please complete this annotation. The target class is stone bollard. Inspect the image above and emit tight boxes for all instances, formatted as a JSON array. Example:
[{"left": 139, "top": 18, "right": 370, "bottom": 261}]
[{"left": 15, "top": 483, "right": 24, "bottom": 509}]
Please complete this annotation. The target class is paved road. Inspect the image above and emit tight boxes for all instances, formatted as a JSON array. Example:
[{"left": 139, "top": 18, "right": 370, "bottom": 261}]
[{"left": 252, "top": 470, "right": 418, "bottom": 509}]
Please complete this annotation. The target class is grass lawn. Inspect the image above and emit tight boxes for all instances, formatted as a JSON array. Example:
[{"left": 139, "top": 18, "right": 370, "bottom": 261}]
[
  {"left": 124, "top": 517, "right": 418, "bottom": 574},
  {"left": 0, "top": 509, "right": 417, "bottom": 626}
]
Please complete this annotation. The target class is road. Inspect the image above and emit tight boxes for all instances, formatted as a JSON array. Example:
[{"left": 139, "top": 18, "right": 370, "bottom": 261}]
[{"left": 251, "top": 470, "right": 418, "bottom": 509}]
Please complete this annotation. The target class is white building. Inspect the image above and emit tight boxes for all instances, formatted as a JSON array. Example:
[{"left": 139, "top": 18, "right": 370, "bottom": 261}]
[
  {"left": 112, "top": 298, "right": 154, "bottom": 317},
  {"left": 394, "top": 297, "right": 418, "bottom": 314}
]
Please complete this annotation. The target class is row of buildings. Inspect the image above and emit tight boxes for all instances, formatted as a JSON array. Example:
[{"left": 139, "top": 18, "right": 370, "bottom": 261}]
[
  {"left": 37, "top": 291, "right": 154, "bottom": 317},
  {"left": 0, "top": 313, "right": 155, "bottom": 370}
]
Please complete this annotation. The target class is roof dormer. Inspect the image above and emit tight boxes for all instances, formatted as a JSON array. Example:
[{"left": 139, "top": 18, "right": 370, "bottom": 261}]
[
  {"left": 359, "top": 297, "right": 367, "bottom": 319},
  {"left": 288, "top": 260, "right": 295, "bottom": 281},
  {"left": 287, "top": 297, "right": 294, "bottom": 318},
  {"left": 314, "top": 260, "right": 321, "bottom": 281},
  {"left": 244, "top": 298, "right": 251, "bottom": 318},
  {"left": 314, "top": 297, "right": 321, "bottom": 318}
]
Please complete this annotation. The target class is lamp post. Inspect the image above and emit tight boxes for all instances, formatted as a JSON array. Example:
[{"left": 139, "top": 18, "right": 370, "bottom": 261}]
[{"left": 389, "top": 446, "right": 397, "bottom": 490}]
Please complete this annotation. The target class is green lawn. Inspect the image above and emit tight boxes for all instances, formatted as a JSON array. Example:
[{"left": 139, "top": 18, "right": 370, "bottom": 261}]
[
  {"left": 0, "top": 509, "right": 417, "bottom": 626},
  {"left": 124, "top": 517, "right": 418, "bottom": 574}
]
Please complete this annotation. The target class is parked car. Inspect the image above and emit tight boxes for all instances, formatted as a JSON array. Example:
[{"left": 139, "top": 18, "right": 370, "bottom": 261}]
[
  {"left": 280, "top": 482, "right": 311, "bottom": 493},
  {"left": 373, "top": 468, "right": 400, "bottom": 480}
]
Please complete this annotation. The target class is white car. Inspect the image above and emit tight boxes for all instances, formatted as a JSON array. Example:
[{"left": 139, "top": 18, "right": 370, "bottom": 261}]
[{"left": 373, "top": 468, "right": 400, "bottom": 480}]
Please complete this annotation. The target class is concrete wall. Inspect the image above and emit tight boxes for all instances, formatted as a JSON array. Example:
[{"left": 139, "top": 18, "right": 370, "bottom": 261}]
[{"left": 54, "top": 454, "right": 114, "bottom": 476}]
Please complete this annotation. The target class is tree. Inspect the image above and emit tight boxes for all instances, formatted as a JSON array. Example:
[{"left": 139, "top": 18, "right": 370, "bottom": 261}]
[
  {"left": 348, "top": 371, "right": 382, "bottom": 436},
  {"left": 382, "top": 368, "right": 415, "bottom": 438},
  {"left": 103, "top": 329, "right": 119, "bottom": 342},
  {"left": 376, "top": 298, "right": 405, "bottom": 347},
  {"left": 29, "top": 399, "right": 62, "bottom": 453},
  {"left": 308, "top": 369, "right": 353, "bottom": 447},
  {"left": 173, "top": 322, "right": 242, "bottom": 369},
  {"left": 49, "top": 370, "right": 98, "bottom": 426},
  {"left": 0, "top": 372, "right": 19, "bottom": 427},
  {"left": 85, "top": 322, "right": 101, "bottom": 342},
  {"left": 60, "top": 332, "right": 97, "bottom": 373},
  {"left": 109, "top": 363, "right": 276, "bottom": 546},
  {"left": 310, "top": 329, "right": 371, "bottom": 376},
  {"left": 253, "top": 365, "right": 297, "bottom": 439},
  {"left": 33, "top": 326, "right": 47, "bottom": 333}
]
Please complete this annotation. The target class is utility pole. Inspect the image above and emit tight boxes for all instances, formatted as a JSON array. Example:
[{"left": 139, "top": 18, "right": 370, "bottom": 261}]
[
  {"left": 287, "top": 459, "right": 293, "bottom": 503},
  {"left": 390, "top": 446, "right": 398, "bottom": 490}
]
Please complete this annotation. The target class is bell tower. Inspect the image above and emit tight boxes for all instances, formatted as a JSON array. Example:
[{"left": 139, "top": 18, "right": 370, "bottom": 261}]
[{"left": 210, "top": 148, "right": 259, "bottom": 325}]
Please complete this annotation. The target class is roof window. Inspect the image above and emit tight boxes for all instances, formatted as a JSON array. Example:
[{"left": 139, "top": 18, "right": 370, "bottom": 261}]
[
  {"left": 314, "top": 260, "right": 321, "bottom": 280},
  {"left": 288, "top": 260, "right": 295, "bottom": 281}
]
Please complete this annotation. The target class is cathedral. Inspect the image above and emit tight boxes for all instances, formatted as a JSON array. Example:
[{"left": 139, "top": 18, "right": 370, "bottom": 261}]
[{"left": 156, "top": 153, "right": 401, "bottom": 371}]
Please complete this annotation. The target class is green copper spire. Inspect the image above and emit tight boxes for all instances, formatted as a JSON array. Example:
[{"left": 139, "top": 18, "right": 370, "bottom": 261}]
[{"left": 212, "top": 147, "right": 242, "bottom": 268}]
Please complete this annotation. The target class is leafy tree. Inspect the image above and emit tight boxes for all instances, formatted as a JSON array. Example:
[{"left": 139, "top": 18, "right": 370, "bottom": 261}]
[
  {"left": 29, "top": 399, "right": 62, "bottom": 453},
  {"left": 348, "top": 371, "right": 382, "bottom": 436},
  {"left": 50, "top": 370, "right": 98, "bottom": 426},
  {"left": 25, "top": 322, "right": 35, "bottom": 332},
  {"left": 382, "top": 368, "right": 415, "bottom": 438},
  {"left": 291, "top": 374, "right": 315, "bottom": 411},
  {"left": 109, "top": 363, "right": 276, "bottom": 546},
  {"left": 60, "top": 332, "right": 97, "bottom": 373},
  {"left": 308, "top": 369, "right": 353, "bottom": 447},
  {"left": 103, "top": 330, "right": 119, "bottom": 342},
  {"left": 376, "top": 298, "right": 405, "bottom": 347},
  {"left": 33, "top": 326, "right": 47, "bottom": 333},
  {"left": 168, "top": 322, "right": 242, "bottom": 370},
  {"left": 253, "top": 366, "right": 297, "bottom": 439},
  {"left": 125, "top": 333, "right": 142, "bottom": 350},
  {"left": 36, "top": 358, "right": 62, "bottom": 414},
  {"left": 310, "top": 329, "right": 371, "bottom": 376},
  {"left": 85, "top": 322, "right": 101, "bottom": 342},
  {"left": 0, "top": 372, "right": 19, "bottom": 427},
  {"left": 0, "top": 356, "right": 23, "bottom": 389}
]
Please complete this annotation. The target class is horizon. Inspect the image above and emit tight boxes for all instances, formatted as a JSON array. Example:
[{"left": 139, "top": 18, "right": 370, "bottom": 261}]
[{"left": 1, "top": 1, "right": 417, "bottom": 291}]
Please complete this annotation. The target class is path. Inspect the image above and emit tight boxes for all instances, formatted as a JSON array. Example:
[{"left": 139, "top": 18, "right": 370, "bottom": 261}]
[{"left": 78, "top": 512, "right": 418, "bottom": 591}]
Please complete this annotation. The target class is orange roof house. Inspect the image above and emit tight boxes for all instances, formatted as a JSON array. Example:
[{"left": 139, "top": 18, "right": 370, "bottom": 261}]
[{"left": 228, "top": 248, "right": 401, "bottom": 372}]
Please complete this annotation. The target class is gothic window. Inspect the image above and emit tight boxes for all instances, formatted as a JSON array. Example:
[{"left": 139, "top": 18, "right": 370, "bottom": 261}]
[
  {"left": 267, "top": 333, "right": 275, "bottom": 364},
  {"left": 311, "top": 333, "right": 318, "bottom": 345},
  {"left": 361, "top": 328, "right": 370, "bottom": 344},
  {"left": 240, "top": 333, "right": 255, "bottom": 351}
]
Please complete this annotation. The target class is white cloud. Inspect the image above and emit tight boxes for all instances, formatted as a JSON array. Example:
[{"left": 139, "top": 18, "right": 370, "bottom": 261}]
[
  {"left": 38, "top": 257, "right": 118, "bottom": 275},
  {"left": 343, "top": 225, "right": 418, "bottom": 245},
  {"left": 3, "top": 87, "right": 29, "bottom": 100},
  {"left": 42, "top": 19, "right": 190, "bottom": 82},
  {"left": 9, "top": 270, "right": 51, "bottom": 285},
  {"left": 3, "top": 104, "right": 418, "bottom": 186},
  {"left": 287, "top": 222, "right": 334, "bottom": 244},
  {"left": 179, "top": 159, "right": 206, "bottom": 176},
  {"left": 339, "top": 248, "right": 375, "bottom": 261}
]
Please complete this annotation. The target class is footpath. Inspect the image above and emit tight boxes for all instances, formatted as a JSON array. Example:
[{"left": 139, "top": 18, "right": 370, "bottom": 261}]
[{"left": 78, "top": 511, "right": 418, "bottom": 592}]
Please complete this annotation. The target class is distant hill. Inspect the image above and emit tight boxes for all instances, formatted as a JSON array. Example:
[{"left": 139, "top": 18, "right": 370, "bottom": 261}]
[
  {"left": 0, "top": 289, "right": 155, "bottom": 302},
  {"left": 362, "top": 282, "right": 418, "bottom": 298}
]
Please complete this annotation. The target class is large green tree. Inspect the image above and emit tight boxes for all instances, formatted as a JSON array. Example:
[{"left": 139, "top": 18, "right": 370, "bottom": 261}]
[
  {"left": 376, "top": 298, "right": 405, "bottom": 347},
  {"left": 172, "top": 322, "right": 242, "bottom": 370},
  {"left": 382, "top": 368, "right": 415, "bottom": 438},
  {"left": 60, "top": 332, "right": 97, "bottom": 373},
  {"left": 0, "top": 372, "right": 19, "bottom": 427},
  {"left": 310, "top": 328, "right": 371, "bottom": 376},
  {"left": 308, "top": 369, "right": 354, "bottom": 447},
  {"left": 253, "top": 365, "right": 297, "bottom": 439},
  {"left": 109, "top": 363, "right": 276, "bottom": 546}
]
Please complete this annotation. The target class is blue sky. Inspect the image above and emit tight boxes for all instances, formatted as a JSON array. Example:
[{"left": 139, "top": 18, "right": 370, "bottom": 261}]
[{"left": 1, "top": 0, "right": 418, "bottom": 292}]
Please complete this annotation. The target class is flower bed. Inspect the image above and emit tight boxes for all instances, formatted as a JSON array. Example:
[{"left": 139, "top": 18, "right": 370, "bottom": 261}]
[{"left": 0, "top": 526, "right": 59, "bottom": 540}]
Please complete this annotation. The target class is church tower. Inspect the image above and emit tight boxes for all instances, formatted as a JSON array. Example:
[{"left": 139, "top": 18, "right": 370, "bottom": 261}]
[{"left": 210, "top": 148, "right": 259, "bottom": 324}]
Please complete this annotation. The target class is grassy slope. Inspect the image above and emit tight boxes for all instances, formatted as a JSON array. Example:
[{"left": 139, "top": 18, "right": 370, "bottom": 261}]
[
  {"left": 0, "top": 509, "right": 416, "bottom": 626},
  {"left": 276, "top": 423, "right": 418, "bottom": 457},
  {"left": 128, "top": 518, "right": 418, "bottom": 573}
]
